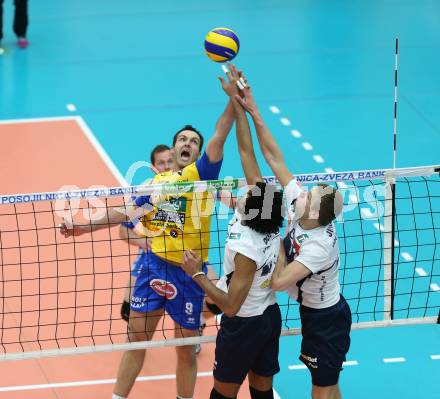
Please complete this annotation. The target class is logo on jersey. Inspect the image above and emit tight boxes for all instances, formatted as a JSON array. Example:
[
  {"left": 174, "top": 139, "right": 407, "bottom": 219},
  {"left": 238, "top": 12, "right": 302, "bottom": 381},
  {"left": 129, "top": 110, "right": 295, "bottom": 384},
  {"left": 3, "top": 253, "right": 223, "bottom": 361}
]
[
  {"left": 228, "top": 232, "right": 241, "bottom": 240},
  {"left": 260, "top": 278, "right": 272, "bottom": 289},
  {"left": 293, "top": 233, "right": 309, "bottom": 255},
  {"left": 150, "top": 279, "right": 178, "bottom": 300},
  {"left": 170, "top": 229, "right": 178, "bottom": 238}
]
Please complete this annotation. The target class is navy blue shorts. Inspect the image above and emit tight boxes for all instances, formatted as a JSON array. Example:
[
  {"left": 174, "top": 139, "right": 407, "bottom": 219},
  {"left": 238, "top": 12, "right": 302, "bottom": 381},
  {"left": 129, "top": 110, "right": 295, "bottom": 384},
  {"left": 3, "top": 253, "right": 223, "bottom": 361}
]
[
  {"left": 213, "top": 303, "right": 282, "bottom": 384},
  {"left": 130, "top": 251, "right": 207, "bottom": 330},
  {"left": 299, "top": 295, "right": 352, "bottom": 387}
]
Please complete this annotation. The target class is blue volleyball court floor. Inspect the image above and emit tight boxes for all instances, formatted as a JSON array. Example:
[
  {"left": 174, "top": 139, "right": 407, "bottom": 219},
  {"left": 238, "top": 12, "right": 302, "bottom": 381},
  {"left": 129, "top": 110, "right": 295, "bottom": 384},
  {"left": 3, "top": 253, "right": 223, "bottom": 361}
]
[{"left": 0, "top": 1, "right": 439, "bottom": 398}]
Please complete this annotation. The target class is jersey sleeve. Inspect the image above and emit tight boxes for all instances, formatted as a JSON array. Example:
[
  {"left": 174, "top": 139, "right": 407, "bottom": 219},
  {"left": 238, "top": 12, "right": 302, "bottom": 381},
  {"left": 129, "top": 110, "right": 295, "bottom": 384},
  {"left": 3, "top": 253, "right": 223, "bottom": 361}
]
[
  {"left": 227, "top": 234, "right": 260, "bottom": 265},
  {"left": 134, "top": 195, "right": 151, "bottom": 207},
  {"left": 284, "top": 178, "right": 303, "bottom": 206},
  {"left": 195, "top": 151, "right": 223, "bottom": 181},
  {"left": 295, "top": 239, "right": 331, "bottom": 274}
]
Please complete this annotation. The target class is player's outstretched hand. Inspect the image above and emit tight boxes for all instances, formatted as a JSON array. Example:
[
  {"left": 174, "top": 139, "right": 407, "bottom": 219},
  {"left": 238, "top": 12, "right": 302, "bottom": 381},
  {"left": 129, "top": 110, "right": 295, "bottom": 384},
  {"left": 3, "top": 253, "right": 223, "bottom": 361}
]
[
  {"left": 59, "top": 217, "right": 89, "bottom": 238},
  {"left": 182, "top": 249, "right": 203, "bottom": 276},
  {"left": 234, "top": 83, "right": 259, "bottom": 117},
  {"left": 218, "top": 62, "right": 244, "bottom": 98}
]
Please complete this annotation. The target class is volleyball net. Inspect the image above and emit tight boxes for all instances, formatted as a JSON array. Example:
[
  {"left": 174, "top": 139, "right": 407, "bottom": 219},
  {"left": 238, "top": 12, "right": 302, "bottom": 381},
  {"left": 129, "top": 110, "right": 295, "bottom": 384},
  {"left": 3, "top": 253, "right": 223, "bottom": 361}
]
[{"left": 0, "top": 165, "right": 439, "bottom": 361}]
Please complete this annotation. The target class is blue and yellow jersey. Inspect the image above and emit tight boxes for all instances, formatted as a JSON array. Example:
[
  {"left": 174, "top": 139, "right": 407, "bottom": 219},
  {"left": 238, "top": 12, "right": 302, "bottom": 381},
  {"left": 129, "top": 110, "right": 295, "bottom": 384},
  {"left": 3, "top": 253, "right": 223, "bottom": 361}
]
[{"left": 135, "top": 152, "right": 222, "bottom": 265}]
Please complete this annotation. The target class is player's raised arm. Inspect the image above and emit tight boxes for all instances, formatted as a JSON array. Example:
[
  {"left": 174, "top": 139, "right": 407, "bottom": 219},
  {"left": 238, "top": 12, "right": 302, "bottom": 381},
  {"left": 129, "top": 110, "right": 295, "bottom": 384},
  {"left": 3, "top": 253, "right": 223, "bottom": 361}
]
[
  {"left": 203, "top": 99, "right": 234, "bottom": 163},
  {"left": 219, "top": 63, "right": 262, "bottom": 186},
  {"left": 235, "top": 86, "right": 294, "bottom": 187}
]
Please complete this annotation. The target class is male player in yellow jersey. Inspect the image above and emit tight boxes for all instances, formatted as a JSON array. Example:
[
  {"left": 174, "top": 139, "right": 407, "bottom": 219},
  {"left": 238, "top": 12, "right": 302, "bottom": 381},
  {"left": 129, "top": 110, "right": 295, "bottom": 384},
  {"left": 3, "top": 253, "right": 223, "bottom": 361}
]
[{"left": 60, "top": 102, "right": 234, "bottom": 399}]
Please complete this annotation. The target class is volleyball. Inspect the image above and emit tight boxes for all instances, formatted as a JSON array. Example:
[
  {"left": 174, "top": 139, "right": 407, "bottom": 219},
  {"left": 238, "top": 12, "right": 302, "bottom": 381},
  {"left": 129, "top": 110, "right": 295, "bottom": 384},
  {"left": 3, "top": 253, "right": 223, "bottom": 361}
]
[{"left": 204, "top": 27, "right": 240, "bottom": 62}]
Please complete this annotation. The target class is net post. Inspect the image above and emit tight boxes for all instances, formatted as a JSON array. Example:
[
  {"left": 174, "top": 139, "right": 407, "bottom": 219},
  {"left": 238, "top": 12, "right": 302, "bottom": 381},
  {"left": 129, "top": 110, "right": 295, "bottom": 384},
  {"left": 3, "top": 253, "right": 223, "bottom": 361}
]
[{"left": 383, "top": 174, "right": 396, "bottom": 320}]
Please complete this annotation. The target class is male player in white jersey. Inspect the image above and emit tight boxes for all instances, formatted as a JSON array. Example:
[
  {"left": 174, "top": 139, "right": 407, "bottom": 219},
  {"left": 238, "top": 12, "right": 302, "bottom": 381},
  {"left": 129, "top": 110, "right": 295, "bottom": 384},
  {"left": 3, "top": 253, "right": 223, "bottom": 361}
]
[
  {"left": 182, "top": 63, "right": 284, "bottom": 399},
  {"left": 235, "top": 77, "right": 350, "bottom": 399}
]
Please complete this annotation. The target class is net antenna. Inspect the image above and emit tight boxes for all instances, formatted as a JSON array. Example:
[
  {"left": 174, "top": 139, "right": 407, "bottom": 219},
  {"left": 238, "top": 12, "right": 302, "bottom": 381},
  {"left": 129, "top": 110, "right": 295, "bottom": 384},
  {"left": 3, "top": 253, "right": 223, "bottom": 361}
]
[
  {"left": 393, "top": 37, "right": 399, "bottom": 170},
  {"left": 384, "top": 38, "right": 400, "bottom": 320}
]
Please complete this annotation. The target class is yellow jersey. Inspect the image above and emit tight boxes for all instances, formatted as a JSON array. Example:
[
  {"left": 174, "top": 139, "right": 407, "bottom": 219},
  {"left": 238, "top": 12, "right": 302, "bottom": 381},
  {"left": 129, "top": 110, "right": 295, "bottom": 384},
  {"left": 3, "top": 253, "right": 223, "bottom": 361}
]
[{"left": 136, "top": 152, "right": 222, "bottom": 265}]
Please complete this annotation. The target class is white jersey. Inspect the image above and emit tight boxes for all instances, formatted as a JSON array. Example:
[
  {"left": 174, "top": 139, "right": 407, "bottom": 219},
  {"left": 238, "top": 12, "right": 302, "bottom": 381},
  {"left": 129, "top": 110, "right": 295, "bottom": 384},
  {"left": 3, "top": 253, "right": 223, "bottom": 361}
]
[
  {"left": 217, "top": 211, "right": 280, "bottom": 317},
  {"left": 284, "top": 179, "right": 341, "bottom": 309}
]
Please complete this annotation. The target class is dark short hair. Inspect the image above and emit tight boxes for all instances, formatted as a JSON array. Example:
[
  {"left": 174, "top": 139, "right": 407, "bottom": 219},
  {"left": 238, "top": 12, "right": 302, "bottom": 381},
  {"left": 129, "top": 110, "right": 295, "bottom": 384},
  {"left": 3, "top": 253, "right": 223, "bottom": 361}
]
[
  {"left": 243, "top": 182, "right": 284, "bottom": 235},
  {"left": 172, "top": 125, "right": 204, "bottom": 152},
  {"left": 314, "top": 184, "right": 343, "bottom": 226},
  {"left": 150, "top": 144, "right": 170, "bottom": 165}
]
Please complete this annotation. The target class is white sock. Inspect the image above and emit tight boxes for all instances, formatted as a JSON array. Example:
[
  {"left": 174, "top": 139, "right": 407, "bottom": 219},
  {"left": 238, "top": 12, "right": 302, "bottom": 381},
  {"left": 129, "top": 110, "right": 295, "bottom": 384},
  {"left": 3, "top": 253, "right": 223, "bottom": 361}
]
[
  {"left": 112, "top": 394, "right": 127, "bottom": 399},
  {"left": 177, "top": 396, "right": 193, "bottom": 399}
]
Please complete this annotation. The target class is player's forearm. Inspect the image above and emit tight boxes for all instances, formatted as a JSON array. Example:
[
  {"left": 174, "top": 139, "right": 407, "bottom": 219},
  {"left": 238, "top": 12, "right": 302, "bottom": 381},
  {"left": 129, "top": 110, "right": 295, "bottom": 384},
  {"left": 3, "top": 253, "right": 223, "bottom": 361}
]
[
  {"left": 271, "top": 241, "right": 291, "bottom": 291},
  {"left": 233, "top": 99, "right": 262, "bottom": 185},
  {"left": 205, "top": 100, "right": 234, "bottom": 162},
  {"left": 87, "top": 207, "right": 128, "bottom": 231},
  {"left": 119, "top": 225, "right": 149, "bottom": 249},
  {"left": 251, "top": 113, "right": 284, "bottom": 165},
  {"left": 193, "top": 274, "right": 241, "bottom": 317},
  {"left": 216, "top": 99, "right": 235, "bottom": 141}
]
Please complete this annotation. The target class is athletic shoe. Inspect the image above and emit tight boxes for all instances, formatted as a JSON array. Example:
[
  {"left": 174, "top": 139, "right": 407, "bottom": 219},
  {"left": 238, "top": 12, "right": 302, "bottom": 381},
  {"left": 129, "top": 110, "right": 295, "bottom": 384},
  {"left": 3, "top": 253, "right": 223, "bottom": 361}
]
[{"left": 17, "top": 37, "right": 29, "bottom": 49}]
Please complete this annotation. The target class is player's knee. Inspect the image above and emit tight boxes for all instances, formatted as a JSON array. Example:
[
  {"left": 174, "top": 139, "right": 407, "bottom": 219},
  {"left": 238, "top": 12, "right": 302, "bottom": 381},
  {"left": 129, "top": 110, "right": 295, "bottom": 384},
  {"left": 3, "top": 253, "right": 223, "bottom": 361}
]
[
  {"left": 312, "top": 384, "right": 339, "bottom": 399},
  {"left": 175, "top": 343, "right": 196, "bottom": 364},
  {"left": 210, "top": 388, "right": 236, "bottom": 399},
  {"left": 249, "top": 386, "right": 274, "bottom": 399},
  {"left": 127, "top": 320, "right": 154, "bottom": 341}
]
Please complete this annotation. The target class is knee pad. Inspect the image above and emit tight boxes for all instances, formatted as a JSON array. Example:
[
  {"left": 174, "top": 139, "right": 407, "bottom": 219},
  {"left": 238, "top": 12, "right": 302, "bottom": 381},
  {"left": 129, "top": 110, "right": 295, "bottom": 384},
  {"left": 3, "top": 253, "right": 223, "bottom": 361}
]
[
  {"left": 210, "top": 388, "right": 236, "bottom": 399},
  {"left": 249, "top": 387, "right": 274, "bottom": 399},
  {"left": 206, "top": 301, "right": 223, "bottom": 315},
  {"left": 120, "top": 300, "right": 130, "bottom": 322}
]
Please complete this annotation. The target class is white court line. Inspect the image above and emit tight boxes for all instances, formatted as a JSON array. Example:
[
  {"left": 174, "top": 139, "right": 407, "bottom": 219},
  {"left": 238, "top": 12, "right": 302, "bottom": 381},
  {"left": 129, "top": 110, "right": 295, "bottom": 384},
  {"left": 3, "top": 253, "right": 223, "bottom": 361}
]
[
  {"left": 337, "top": 182, "right": 348, "bottom": 189},
  {"left": 75, "top": 116, "right": 127, "bottom": 186},
  {"left": 0, "top": 116, "right": 78, "bottom": 124},
  {"left": 291, "top": 129, "right": 302, "bottom": 138},
  {"left": 0, "top": 372, "right": 214, "bottom": 392},
  {"left": 349, "top": 194, "right": 358, "bottom": 204},
  {"left": 280, "top": 117, "right": 291, "bottom": 126},
  {"left": 313, "top": 155, "right": 325, "bottom": 163},
  {"left": 302, "top": 142, "right": 313, "bottom": 151},
  {"left": 0, "top": 370, "right": 285, "bottom": 397},
  {"left": 401, "top": 252, "right": 414, "bottom": 262},
  {"left": 288, "top": 364, "right": 307, "bottom": 370},
  {"left": 342, "top": 360, "right": 359, "bottom": 366},
  {"left": 383, "top": 357, "right": 406, "bottom": 363},
  {"left": 430, "top": 283, "right": 440, "bottom": 291},
  {"left": 430, "top": 354, "right": 440, "bottom": 360},
  {"left": 269, "top": 106, "right": 280, "bottom": 114},
  {"left": 415, "top": 268, "right": 428, "bottom": 277},
  {"left": 373, "top": 223, "right": 385, "bottom": 232},
  {"left": 361, "top": 208, "right": 374, "bottom": 218}
]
